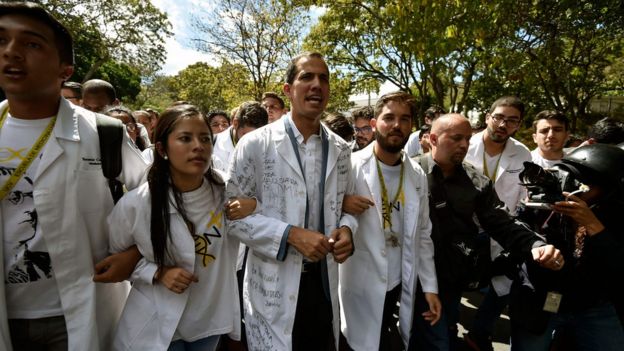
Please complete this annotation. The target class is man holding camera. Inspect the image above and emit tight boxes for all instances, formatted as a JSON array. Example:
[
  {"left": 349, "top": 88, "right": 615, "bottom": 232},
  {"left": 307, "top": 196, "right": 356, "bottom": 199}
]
[
  {"left": 510, "top": 144, "right": 624, "bottom": 351},
  {"left": 411, "top": 113, "right": 563, "bottom": 350}
]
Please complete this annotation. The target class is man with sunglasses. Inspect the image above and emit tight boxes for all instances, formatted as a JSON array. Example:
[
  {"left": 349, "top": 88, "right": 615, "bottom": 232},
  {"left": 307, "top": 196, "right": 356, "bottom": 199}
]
[{"left": 463, "top": 96, "right": 532, "bottom": 350}]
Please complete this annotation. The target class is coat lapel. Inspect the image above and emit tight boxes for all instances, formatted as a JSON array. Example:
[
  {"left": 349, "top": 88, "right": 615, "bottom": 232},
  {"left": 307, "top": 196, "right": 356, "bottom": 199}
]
[
  {"left": 33, "top": 99, "right": 79, "bottom": 182},
  {"left": 495, "top": 139, "right": 518, "bottom": 184},
  {"left": 361, "top": 145, "right": 383, "bottom": 228},
  {"left": 324, "top": 125, "right": 338, "bottom": 182},
  {"left": 275, "top": 119, "right": 304, "bottom": 180},
  {"left": 402, "top": 157, "right": 421, "bottom": 242}
]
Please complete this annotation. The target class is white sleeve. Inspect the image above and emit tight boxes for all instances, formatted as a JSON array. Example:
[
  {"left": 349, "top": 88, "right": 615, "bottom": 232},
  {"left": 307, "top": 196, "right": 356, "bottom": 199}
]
[
  {"left": 107, "top": 196, "right": 136, "bottom": 254},
  {"left": 120, "top": 130, "right": 148, "bottom": 191},
  {"left": 416, "top": 173, "right": 438, "bottom": 294},
  {"left": 404, "top": 132, "right": 421, "bottom": 158},
  {"left": 225, "top": 138, "right": 290, "bottom": 260}
]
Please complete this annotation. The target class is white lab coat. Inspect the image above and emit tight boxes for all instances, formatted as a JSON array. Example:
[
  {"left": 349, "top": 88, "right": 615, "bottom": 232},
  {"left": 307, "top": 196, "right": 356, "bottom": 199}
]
[
  {"left": 226, "top": 116, "right": 358, "bottom": 351},
  {"left": 0, "top": 99, "right": 147, "bottom": 351},
  {"left": 212, "top": 126, "right": 235, "bottom": 173},
  {"left": 107, "top": 180, "right": 240, "bottom": 350},
  {"left": 403, "top": 130, "right": 422, "bottom": 158},
  {"left": 466, "top": 131, "right": 531, "bottom": 295},
  {"left": 339, "top": 143, "right": 437, "bottom": 350}
]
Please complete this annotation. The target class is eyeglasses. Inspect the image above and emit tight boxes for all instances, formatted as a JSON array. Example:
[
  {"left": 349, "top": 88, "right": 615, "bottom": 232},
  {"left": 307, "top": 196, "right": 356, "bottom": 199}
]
[
  {"left": 354, "top": 126, "right": 372, "bottom": 133},
  {"left": 490, "top": 114, "right": 521, "bottom": 128},
  {"left": 125, "top": 123, "right": 138, "bottom": 132}
]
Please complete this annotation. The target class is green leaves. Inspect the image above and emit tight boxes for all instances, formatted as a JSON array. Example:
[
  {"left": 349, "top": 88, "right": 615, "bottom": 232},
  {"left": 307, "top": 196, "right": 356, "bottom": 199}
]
[{"left": 192, "top": 0, "right": 309, "bottom": 101}]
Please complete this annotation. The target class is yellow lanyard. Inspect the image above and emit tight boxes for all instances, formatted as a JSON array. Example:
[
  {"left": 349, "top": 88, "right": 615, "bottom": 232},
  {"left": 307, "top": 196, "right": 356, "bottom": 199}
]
[
  {"left": 0, "top": 107, "right": 57, "bottom": 200},
  {"left": 482, "top": 147, "right": 504, "bottom": 182},
  {"left": 375, "top": 155, "right": 404, "bottom": 231}
]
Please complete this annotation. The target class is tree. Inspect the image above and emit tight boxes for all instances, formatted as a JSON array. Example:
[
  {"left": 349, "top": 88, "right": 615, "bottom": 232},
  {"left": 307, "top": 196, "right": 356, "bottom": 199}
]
[
  {"left": 192, "top": 0, "right": 309, "bottom": 101},
  {"left": 169, "top": 61, "right": 256, "bottom": 113},
  {"left": 133, "top": 75, "right": 177, "bottom": 111},
  {"left": 304, "top": 1, "right": 507, "bottom": 120},
  {"left": 468, "top": 0, "right": 624, "bottom": 132},
  {"left": 40, "top": 0, "right": 172, "bottom": 79}
]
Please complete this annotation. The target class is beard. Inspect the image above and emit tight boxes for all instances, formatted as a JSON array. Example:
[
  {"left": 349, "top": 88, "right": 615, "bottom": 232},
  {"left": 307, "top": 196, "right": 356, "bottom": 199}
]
[
  {"left": 487, "top": 125, "right": 511, "bottom": 143},
  {"left": 375, "top": 129, "right": 408, "bottom": 154}
]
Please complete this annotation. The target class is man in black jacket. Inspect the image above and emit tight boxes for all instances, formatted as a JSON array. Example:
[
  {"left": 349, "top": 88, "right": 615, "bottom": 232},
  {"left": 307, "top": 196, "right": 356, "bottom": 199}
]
[
  {"left": 510, "top": 144, "right": 624, "bottom": 351},
  {"left": 409, "top": 114, "right": 564, "bottom": 351}
]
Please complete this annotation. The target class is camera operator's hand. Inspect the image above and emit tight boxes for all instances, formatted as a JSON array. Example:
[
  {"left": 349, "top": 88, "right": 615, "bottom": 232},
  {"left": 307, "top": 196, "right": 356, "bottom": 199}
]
[
  {"left": 532, "top": 244, "right": 565, "bottom": 271},
  {"left": 552, "top": 192, "right": 605, "bottom": 236}
]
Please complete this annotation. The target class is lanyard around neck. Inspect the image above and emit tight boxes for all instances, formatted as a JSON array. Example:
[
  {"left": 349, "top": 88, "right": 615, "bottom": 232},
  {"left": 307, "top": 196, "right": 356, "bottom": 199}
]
[
  {"left": 374, "top": 153, "right": 404, "bottom": 230},
  {"left": 0, "top": 107, "right": 57, "bottom": 200},
  {"left": 283, "top": 116, "right": 329, "bottom": 230},
  {"left": 482, "top": 145, "right": 505, "bottom": 182}
]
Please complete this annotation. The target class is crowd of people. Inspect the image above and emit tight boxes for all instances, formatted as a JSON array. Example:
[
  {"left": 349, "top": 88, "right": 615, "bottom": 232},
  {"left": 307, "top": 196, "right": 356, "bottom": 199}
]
[{"left": 0, "top": 2, "right": 623, "bottom": 351}]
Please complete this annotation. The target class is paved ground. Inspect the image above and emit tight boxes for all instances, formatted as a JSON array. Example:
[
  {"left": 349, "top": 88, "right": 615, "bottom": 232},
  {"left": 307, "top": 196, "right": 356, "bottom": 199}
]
[{"left": 457, "top": 291, "right": 510, "bottom": 351}]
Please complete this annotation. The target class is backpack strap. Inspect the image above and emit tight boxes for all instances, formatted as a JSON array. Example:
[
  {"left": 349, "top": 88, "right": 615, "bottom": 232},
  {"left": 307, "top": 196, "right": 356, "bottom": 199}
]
[{"left": 95, "top": 115, "right": 124, "bottom": 204}]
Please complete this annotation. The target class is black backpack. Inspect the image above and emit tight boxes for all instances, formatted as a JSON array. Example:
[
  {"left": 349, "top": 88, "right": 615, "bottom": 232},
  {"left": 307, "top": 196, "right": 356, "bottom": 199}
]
[{"left": 95, "top": 115, "right": 124, "bottom": 204}]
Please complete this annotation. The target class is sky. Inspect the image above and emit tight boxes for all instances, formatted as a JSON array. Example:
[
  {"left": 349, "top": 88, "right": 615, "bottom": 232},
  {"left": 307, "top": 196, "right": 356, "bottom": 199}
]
[
  {"left": 151, "top": 0, "right": 216, "bottom": 75},
  {"left": 150, "top": 1, "right": 398, "bottom": 99}
]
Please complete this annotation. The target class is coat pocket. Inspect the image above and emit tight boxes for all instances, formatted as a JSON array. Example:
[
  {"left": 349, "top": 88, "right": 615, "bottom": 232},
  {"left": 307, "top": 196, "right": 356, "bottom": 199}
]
[
  {"left": 114, "top": 287, "right": 158, "bottom": 350},
  {"left": 245, "top": 256, "right": 282, "bottom": 321}
]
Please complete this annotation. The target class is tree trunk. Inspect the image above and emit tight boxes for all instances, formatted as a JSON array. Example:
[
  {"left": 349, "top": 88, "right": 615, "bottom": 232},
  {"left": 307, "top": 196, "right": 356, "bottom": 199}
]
[{"left": 82, "top": 59, "right": 106, "bottom": 82}]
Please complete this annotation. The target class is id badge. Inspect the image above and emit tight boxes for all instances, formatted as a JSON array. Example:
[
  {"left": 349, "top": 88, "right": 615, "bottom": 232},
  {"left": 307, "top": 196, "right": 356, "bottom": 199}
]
[{"left": 543, "top": 291, "right": 562, "bottom": 313}]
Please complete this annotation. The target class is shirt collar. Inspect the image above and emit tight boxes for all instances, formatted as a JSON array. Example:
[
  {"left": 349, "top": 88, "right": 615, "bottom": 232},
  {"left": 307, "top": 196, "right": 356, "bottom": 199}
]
[
  {"left": 287, "top": 113, "right": 321, "bottom": 145},
  {"left": 426, "top": 153, "right": 465, "bottom": 180}
]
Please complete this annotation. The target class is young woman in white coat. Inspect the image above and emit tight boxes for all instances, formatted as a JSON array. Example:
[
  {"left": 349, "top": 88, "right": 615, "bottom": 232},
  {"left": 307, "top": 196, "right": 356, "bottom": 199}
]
[{"left": 107, "top": 105, "right": 243, "bottom": 351}]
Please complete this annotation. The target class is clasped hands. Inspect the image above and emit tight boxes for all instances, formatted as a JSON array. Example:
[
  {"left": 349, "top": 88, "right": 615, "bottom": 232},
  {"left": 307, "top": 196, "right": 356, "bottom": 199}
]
[{"left": 287, "top": 226, "right": 353, "bottom": 263}]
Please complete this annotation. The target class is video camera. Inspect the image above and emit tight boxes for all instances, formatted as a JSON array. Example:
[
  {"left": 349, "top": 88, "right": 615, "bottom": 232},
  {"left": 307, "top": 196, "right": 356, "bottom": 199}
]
[{"left": 519, "top": 161, "right": 586, "bottom": 210}]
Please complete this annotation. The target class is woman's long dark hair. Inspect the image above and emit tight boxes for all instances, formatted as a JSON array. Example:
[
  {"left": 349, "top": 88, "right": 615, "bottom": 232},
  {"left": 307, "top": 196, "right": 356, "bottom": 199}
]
[{"left": 148, "top": 104, "right": 224, "bottom": 269}]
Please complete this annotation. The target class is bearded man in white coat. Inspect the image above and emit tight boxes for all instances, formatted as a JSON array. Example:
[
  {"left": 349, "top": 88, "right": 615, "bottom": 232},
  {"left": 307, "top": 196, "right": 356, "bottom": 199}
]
[
  {"left": 340, "top": 92, "right": 441, "bottom": 351},
  {"left": 0, "top": 3, "right": 146, "bottom": 351},
  {"left": 464, "top": 96, "right": 531, "bottom": 350},
  {"left": 226, "top": 52, "right": 356, "bottom": 351}
]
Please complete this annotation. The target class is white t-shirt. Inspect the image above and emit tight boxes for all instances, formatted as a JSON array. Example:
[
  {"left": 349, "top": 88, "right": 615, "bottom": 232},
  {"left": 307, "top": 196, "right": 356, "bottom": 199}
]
[
  {"left": 531, "top": 149, "right": 562, "bottom": 169},
  {"left": 0, "top": 114, "right": 63, "bottom": 319},
  {"left": 483, "top": 152, "right": 502, "bottom": 181},
  {"left": 379, "top": 162, "right": 404, "bottom": 291},
  {"left": 174, "top": 180, "right": 237, "bottom": 341}
]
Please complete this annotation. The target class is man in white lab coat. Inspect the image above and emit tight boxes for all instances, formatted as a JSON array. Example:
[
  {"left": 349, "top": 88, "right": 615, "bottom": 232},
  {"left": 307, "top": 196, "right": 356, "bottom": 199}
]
[
  {"left": 226, "top": 52, "right": 356, "bottom": 350},
  {"left": 339, "top": 92, "right": 441, "bottom": 351},
  {"left": 0, "top": 3, "right": 147, "bottom": 351},
  {"left": 464, "top": 96, "right": 531, "bottom": 350}
]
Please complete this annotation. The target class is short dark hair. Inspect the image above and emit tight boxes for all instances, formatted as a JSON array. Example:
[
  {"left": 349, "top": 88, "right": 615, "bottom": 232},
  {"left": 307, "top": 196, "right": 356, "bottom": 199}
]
[
  {"left": 489, "top": 96, "right": 525, "bottom": 119},
  {"left": 418, "top": 124, "right": 431, "bottom": 140},
  {"left": 351, "top": 106, "right": 374, "bottom": 122},
  {"left": 262, "top": 92, "right": 285, "bottom": 109},
  {"left": 588, "top": 117, "right": 624, "bottom": 145},
  {"left": 82, "top": 79, "right": 116, "bottom": 102},
  {"left": 424, "top": 105, "right": 446, "bottom": 119},
  {"left": 0, "top": 2, "right": 74, "bottom": 65},
  {"left": 323, "top": 112, "right": 354, "bottom": 142},
  {"left": 62, "top": 81, "right": 81, "bottom": 98},
  {"left": 373, "top": 91, "right": 417, "bottom": 121},
  {"left": 208, "top": 110, "right": 230, "bottom": 124},
  {"left": 532, "top": 110, "right": 570, "bottom": 132},
  {"left": 284, "top": 52, "right": 327, "bottom": 85},
  {"left": 236, "top": 101, "right": 268, "bottom": 129}
]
